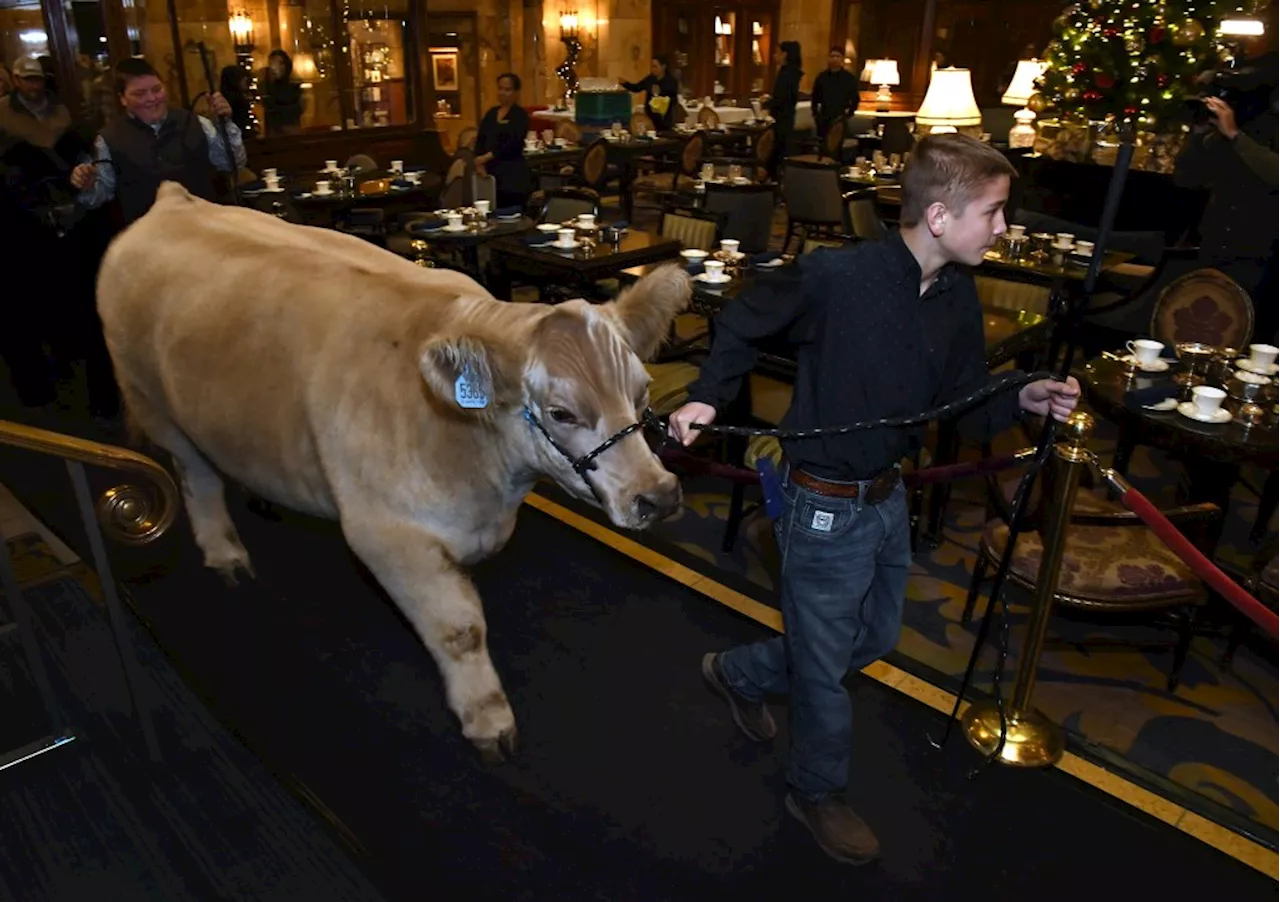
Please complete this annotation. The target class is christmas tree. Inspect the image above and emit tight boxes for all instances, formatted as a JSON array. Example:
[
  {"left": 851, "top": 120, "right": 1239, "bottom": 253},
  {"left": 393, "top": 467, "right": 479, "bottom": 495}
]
[{"left": 1033, "top": 0, "right": 1264, "bottom": 131}]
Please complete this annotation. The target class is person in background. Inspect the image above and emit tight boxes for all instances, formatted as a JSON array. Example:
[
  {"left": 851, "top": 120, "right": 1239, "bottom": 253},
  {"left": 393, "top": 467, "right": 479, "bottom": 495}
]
[
  {"left": 669, "top": 134, "right": 1079, "bottom": 866},
  {"left": 0, "top": 55, "right": 114, "bottom": 418},
  {"left": 262, "top": 49, "right": 303, "bottom": 136},
  {"left": 70, "top": 57, "right": 246, "bottom": 225},
  {"left": 474, "top": 72, "right": 532, "bottom": 211},
  {"left": 1174, "top": 11, "right": 1278, "bottom": 342},
  {"left": 811, "top": 46, "right": 859, "bottom": 146},
  {"left": 764, "top": 41, "right": 803, "bottom": 178},
  {"left": 0, "top": 65, "right": 12, "bottom": 98},
  {"left": 619, "top": 55, "right": 679, "bottom": 131},
  {"left": 220, "top": 64, "right": 256, "bottom": 138}
]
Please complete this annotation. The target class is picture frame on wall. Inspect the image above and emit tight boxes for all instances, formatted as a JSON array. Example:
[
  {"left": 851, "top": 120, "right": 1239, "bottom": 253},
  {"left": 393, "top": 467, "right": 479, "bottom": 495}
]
[{"left": 432, "top": 51, "right": 459, "bottom": 91}]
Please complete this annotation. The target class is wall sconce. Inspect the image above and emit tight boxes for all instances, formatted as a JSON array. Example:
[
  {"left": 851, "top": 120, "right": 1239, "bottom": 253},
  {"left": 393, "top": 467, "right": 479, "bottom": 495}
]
[
  {"left": 229, "top": 9, "right": 254, "bottom": 53},
  {"left": 559, "top": 10, "right": 579, "bottom": 39}
]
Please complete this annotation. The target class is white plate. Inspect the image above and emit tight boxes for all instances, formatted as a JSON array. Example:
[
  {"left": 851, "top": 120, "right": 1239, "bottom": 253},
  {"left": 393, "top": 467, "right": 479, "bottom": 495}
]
[
  {"left": 1176, "top": 401, "right": 1232, "bottom": 424},
  {"left": 312, "top": 191, "right": 336, "bottom": 198},
  {"left": 1119, "top": 353, "right": 1170, "bottom": 373},
  {"left": 536, "top": 223, "right": 562, "bottom": 232},
  {"left": 755, "top": 258, "right": 785, "bottom": 268},
  {"left": 441, "top": 223, "right": 468, "bottom": 232},
  {"left": 680, "top": 249, "right": 709, "bottom": 260},
  {"left": 694, "top": 273, "right": 731, "bottom": 284},
  {"left": 544, "top": 240, "right": 581, "bottom": 250},
  {"left": 1235, "top": 358, "right": 1279, "bottom": 375}
]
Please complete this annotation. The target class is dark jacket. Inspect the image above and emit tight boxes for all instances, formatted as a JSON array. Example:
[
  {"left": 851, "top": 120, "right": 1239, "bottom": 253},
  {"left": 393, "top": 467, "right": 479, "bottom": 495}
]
[
  {"left": 475, "top": 104, "right": 532, "bottom": 203},
  {"left": 767, "top": 64, "right": 803, "bottom": 133},
  {"left": 1174, "top": 88, "right": 1278, "bottom": 261},
  {"left": 620, "top": 73, "right": 680, "bottom": 131},
  {"left": 812, "top": 68, "right": 859, "bottom": 131},
  {"left": 0, "top": 91, "right": 91, "bottom": 230},
  {"left": 100, "top": 108, "right": 215, "bottom": 224}
]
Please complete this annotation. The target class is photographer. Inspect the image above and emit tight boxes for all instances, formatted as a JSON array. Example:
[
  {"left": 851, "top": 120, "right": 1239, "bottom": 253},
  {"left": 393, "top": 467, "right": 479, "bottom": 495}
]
[{"left": 1174, "top": 21, "right": 1278, "bottom": 343}]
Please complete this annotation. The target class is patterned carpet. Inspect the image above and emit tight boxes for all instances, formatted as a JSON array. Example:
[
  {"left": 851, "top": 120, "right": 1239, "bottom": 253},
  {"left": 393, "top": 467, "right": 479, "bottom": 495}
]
[{"left": 556, "top": 411, "right": 1278, "bottom": 843}]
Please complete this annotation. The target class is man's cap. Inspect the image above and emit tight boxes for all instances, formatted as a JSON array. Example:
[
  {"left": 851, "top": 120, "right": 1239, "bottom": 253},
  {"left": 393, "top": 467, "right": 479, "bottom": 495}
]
[{"left": 12, "top": 57, "right": 46, "bottom": 79}]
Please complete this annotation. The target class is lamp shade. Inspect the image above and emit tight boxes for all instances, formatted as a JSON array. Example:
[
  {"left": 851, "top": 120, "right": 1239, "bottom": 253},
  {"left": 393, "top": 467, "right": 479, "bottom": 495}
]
[
  {"left": 1001, "top": 58, "right": 1047, "bottom": 106},
  {"left": 867, "top": 58, "right": 900, "bottom": 86},
  {"left": 1219, "top": 17, "right": 1264, "bottom": 36},
  {"left": 916, "top": 67, "right": 982, "bottom": 129}
]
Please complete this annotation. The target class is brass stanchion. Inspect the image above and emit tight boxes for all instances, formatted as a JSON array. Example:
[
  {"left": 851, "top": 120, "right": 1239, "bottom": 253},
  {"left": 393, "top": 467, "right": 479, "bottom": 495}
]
[{"left": 961, "top": 411, "right": 1095, "bottom": 767}]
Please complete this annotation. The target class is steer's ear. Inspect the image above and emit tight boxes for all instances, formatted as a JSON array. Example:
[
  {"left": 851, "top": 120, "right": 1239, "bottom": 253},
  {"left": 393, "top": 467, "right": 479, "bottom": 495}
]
[
  {"left": 418, "top": 334, "right": 522, "bottom": 413},
  {"left": 606, "top": 263, "right": 691, "bottom": 360}
]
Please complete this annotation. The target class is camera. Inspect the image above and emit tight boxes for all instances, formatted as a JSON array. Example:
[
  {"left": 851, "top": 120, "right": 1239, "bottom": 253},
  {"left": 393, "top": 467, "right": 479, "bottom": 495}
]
[{"left": 1186, "top": 64, "right": 1274, "bottom": 126}]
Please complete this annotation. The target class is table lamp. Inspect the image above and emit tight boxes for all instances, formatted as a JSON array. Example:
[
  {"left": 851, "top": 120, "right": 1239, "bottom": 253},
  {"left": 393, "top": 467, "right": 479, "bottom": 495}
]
[
  {"left": 865, "top": 59, "right": 900, "bottom": 110},
  {"left": 915, "top": 67, "right": 982, "bottom": 134},
  {"left": 1001, "top": 58, "right": 1047, "bottom": 148}
]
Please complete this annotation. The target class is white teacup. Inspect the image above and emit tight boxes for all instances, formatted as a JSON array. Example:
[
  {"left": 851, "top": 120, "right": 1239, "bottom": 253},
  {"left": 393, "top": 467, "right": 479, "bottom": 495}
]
[
  {"left": 325, "top": 159, "right": 339, "bottom": 172},
  {"left": 1007, "top": 224, "right": 1027, "bottom": 239},
  {"left": 720, "top": 239, "right": 740, "bottom": 257},
  {"left": 1249, "top": 343, "right": 1279, "bottom": 370},
  {"left": 264, "top": 175, "right": 281, "bottom": 191},
  {"left": 447, "top": 213, "right": 464, "bottom": 229},
  {"left": 261, "top": 167, "right": 277, "bottom": 179},
  {"left": 1191, "top": 385, "right": 1226, "bottom": 417},
  {"left": 553, "top": 137, "right": 568, "bottom": 147},
  {"left": 390, "top": 160, "right": 403, "bottom": 173},
  {"left": 314, "top": 180, "right": 333, "bottom": 195},
  {"left": 557, "top": 227, "right": 575, "bottom": 247},
  {"left": 1074, "top": 240, "right": 1095, "bottom": 257},
  {"left": 703, "top": 260, "right": 726, "bottom": 281},
  {"left": 1126, "top": 338, "right": 1164, "bottom": 365},
  {"left": 474, "top": 200, "right": 490, "bottom": 216},
  {"left": 405, "top": 171, "right": 423, "bottom": 184},
  {"left": 1055, "top": 232, "right": 1075, "bottom": 247},
  {"left": 577, "top": 214, "right": 596, "bottom": 228}
]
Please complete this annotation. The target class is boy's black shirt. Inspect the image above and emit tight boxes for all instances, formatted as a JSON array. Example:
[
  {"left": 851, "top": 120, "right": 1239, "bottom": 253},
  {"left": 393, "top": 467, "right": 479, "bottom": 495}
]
[{"left": 685, "top": 230, "right": 1025, "bottom": 481}]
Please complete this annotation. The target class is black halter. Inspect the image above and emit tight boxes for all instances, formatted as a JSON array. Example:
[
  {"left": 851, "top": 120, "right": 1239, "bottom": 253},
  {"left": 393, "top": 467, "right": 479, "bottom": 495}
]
[{"left": 523, "top": 405, "right": 667, "bottom": 502}]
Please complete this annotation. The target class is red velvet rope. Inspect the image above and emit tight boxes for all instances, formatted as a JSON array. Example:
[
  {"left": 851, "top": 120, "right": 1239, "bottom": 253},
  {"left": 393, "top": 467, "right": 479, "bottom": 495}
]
[{"left": 1118, "top": 486, "right": 1279, "bottom": 640}]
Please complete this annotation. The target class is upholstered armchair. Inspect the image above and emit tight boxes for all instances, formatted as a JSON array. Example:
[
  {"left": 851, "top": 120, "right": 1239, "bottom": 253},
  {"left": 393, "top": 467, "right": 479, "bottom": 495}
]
[{"left": 963, "top": 465, "right": 1222, "bottom": 691}]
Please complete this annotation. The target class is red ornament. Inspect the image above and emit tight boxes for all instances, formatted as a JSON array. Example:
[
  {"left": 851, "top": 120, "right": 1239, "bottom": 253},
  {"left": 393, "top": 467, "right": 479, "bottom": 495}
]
[
  {"left": 1156, "top": 73, "right": 1169, "bottom": 87},
  {"left": 1072, "top": 61, "right": 1087, "bottom": 75},
  {"left": 1149, "top": 25, "right": 1166, "bottom": 43},
  {"left": 1103, "top": 27, "right": 1119, "bottom": 37},
  {"left": 1082, "top": 89, "right": 1103, "bottom": 103},
  {"left": 1095, "top": 71, "right": 1115, "bottom": 88},
  {"left": 1124, "top": 105, "right": 1138, "bottom": 115}
]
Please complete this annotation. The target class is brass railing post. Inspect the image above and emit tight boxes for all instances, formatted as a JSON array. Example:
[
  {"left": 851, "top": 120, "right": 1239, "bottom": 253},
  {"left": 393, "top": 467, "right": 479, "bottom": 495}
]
[{"left": 961, "top": 410, "right": 1095, "bottom": 768}]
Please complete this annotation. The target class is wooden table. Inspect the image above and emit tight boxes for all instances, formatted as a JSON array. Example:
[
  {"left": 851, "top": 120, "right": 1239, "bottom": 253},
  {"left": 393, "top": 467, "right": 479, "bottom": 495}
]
[
  {"left": 1079, "top": 354, "right": 1278, "bottom": 543},
  {"left": 488, "top": 228, "right": 683, "bottom": 300}
]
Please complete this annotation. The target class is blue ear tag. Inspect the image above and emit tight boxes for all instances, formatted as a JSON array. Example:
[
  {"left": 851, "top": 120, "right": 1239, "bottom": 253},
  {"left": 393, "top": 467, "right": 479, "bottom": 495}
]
[{"left": 454, "top": 365, "right": 489, "bottom": 409}]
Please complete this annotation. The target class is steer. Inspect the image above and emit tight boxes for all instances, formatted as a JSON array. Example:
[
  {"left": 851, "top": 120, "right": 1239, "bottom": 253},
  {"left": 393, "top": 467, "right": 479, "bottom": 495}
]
[{"left": 97, "top": 182, "right": 690, "bottom": 761}]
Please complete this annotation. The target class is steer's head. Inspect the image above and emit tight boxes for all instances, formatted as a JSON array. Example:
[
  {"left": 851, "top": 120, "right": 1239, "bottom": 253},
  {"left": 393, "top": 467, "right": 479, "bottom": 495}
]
[{"left": 418, "top": 264, "right": 691, "bottom": 530}]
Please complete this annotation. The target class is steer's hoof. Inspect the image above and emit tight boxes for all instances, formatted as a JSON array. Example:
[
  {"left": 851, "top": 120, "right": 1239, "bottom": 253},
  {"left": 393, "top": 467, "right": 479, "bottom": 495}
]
[{"left": 474, "top": 726, "right": 519, "bottom": 766}]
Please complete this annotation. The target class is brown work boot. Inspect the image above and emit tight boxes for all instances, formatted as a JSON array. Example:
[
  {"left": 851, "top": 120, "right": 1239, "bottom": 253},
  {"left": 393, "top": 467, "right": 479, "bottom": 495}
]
[
  {"left": 785, "top": 793, "right": 881, "bottom": 865},
  {"left": 701, "top": 652, "right": 776, "bottom": 742}
]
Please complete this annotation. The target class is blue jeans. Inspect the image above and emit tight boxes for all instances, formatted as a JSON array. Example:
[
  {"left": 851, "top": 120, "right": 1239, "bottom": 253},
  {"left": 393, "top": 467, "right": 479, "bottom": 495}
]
[{"left": 718, "top": 467, "right": 912, "bottom": 800}]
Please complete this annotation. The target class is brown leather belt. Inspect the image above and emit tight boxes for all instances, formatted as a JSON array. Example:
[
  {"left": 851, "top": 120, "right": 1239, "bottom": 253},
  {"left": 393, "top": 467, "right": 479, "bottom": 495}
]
[{"left": 790, "top": 467, "right": 900, "bottom": 504}]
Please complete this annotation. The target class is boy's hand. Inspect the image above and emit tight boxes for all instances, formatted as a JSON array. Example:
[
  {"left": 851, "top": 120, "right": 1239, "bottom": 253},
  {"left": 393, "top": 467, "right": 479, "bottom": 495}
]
[
  {"left": 1018, "top": 376, "right": 1081, "bottom": 422},
  {"left": 668, "top": 402, "right": 717, "bottom": 446}
]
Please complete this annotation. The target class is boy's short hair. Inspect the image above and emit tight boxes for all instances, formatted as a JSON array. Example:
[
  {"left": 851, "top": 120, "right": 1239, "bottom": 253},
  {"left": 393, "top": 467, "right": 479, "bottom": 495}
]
[
  {"left": 114, "top": 57, "right": 160, "bottom": 95},
  {"left": 899, "top": 134, "right": 1016, "bottom": 227}
]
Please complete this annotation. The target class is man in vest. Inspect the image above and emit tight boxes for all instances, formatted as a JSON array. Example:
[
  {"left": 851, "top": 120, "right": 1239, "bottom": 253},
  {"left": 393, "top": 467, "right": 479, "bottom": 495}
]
[{"left": 70, "top": 57, "right": 246, "bottom": 224}]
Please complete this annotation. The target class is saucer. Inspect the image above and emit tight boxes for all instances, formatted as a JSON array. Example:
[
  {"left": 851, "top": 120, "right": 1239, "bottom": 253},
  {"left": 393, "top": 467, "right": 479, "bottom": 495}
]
[
  {"left": 546, "top": 240, "right": 581, "bottom": 251},
  {"left": 694, "top": 273, "right": 731, "bottom": 284},
  {"left": 1176, "top": 402, "right": 1232, "bottom": 424},
  {"left": 680, "top": 249, "right": 709, "bottom": 260},
  {"left": 312, "top": 191, "right": 335, "bottom": 197},
  {"left": 1235, "top": 358, "right": 1279, "bottom": 375},
  {"left": 441, "top": 223, "right": 468, "bottom": 232},
  {"left": 1119, "top": 354, "right": 1170, "bottom": 373},
  {"left": 536, "top": 223, "right": 562, "bottom": 232}
]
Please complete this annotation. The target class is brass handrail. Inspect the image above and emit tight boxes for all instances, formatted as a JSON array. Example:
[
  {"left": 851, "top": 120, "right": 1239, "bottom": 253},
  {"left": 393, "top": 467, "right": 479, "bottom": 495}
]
[{"left": 0, "top": 420, "right": 179, "bottom": 546}]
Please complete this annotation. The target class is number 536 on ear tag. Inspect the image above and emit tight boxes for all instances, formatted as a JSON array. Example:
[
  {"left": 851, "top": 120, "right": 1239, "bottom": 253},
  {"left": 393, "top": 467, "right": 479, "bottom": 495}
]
[{"left": 455, "top": 367, "right": 489, "bottom": 409}]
